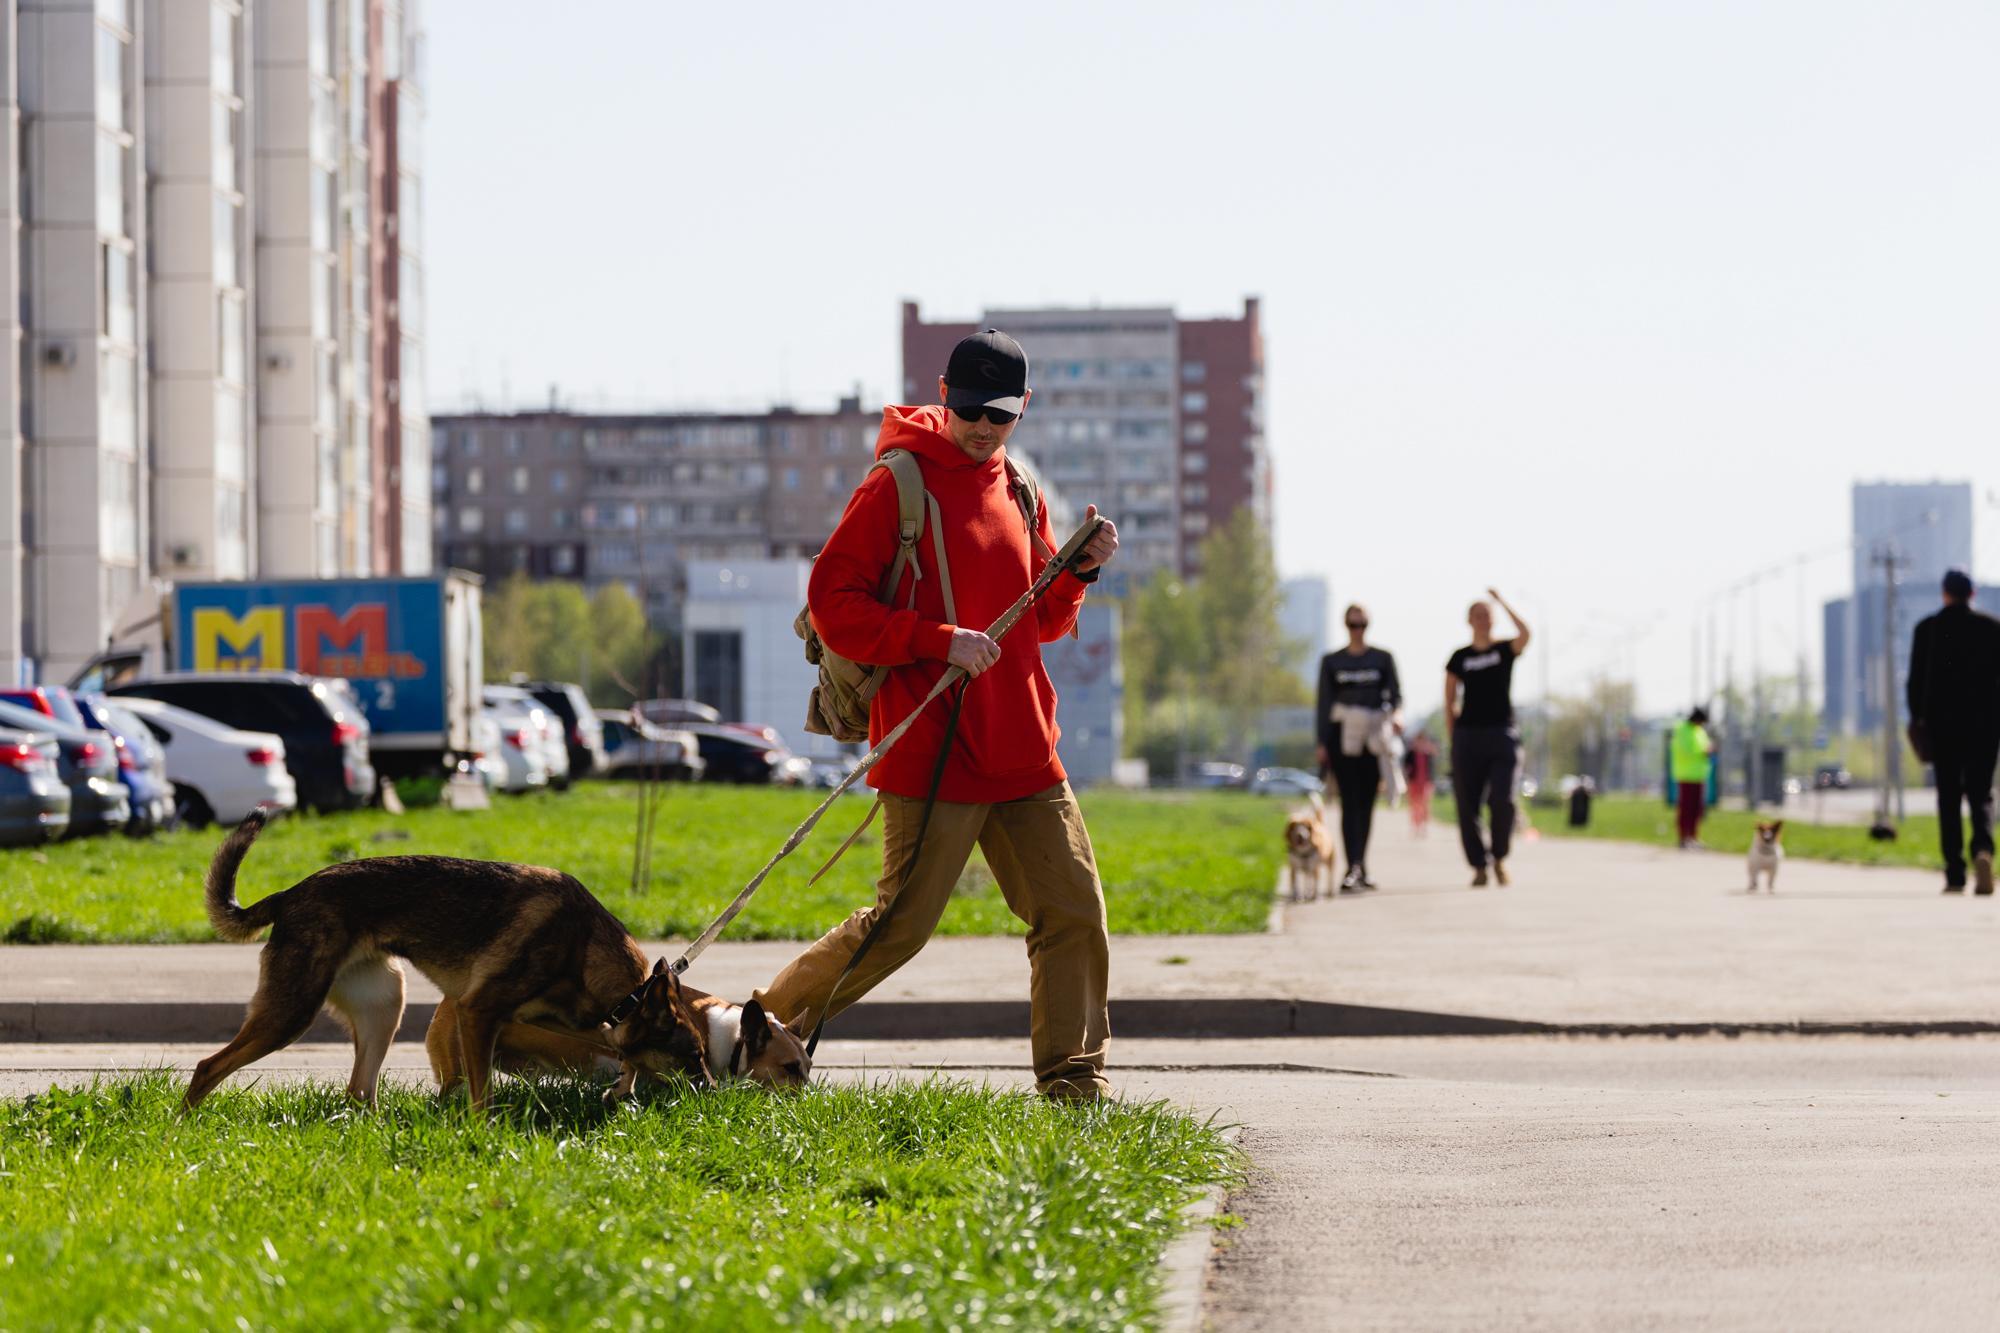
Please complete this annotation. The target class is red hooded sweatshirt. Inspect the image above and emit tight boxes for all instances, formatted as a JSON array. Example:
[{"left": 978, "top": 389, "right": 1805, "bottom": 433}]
[{"left": 807, "top": 404, "right": 1090, "bottom": 804}]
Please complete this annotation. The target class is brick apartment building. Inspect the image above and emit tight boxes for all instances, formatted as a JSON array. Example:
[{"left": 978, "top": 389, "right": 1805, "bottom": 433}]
[
  {"left": 901, "top": 298, "right": 1268, "bottom": 585},
  {"left": 431, "top": 397, "right": 879, "bottom": 627}
]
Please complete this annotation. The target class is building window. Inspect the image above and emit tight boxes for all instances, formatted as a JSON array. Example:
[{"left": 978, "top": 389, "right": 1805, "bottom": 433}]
[
  {"left": 504, "top": 509, "right": 528, "bottom": 535},
  {"left": 465, "top": 466, "right": 484, "bottom": 496},
  {"left": 218, "top": 289, "right": 245, "bottom": 383},
  {"left": 550, "top": 469, "right": 568, "bottom": 494},
  {"left": 1184, "top": 421, "right": 1208, "bottom": 444},
  {"left": 823, "top": 466, "right": 843, "bottom": 494},
  {"left": 1183, "top": 452, "right": 1208, "bottom": 474},
  {"left": 1181, "top": 361, "right": 1206, "bottom": 383},
  {"left": 101, "top": 454, "right": 138, "bottom": 561},
  {"left": 782, "top": 468, "right": 800, "bottom": 491},
  {"left": 463, "top": 432, "right": 482, "bottom": 457},
  {"left": 96, "top": 25, "right": 127, "bottom": 129},
  {"left": 212, "top": 192, "right": 237, "bottom": 283},
  {"left": 100, "top": 349, "right": 137, "bottom": 453},
  {"left": 459, "top": 506, "right": 483, "bottom": 534},
  {"left": 504, "top": 430, "right": 524, "bottom": 456},
  {"left": 101, "top": 243, "right": 135, "bottom": 344},
  {"left": 211, "top": 97, "right": 238, "bottom": 189},
  {"left": 553, "top": 508, "right": 573, "bottom": 531},
  {"left": 1182, "top": 482, "right": 1209, "bottom": 506},
  {"left": 96, "top": 132, "right": 128, "bottom": 235},
  {"left": 510, "top": 466, "right": 529, "bottom": 494},
  {"left": 215, "top": 385, "right": 245, "bottom": 482},
  {"left": 692, "top": 631, "right": 744, "bottom": 721},
  {"left": 1181, "top": 392, "right": 1208, "bottom": 414},
  {"left": 551, "top": 545, "right": 576, "bottom": 575},
  {"left": 211, "top": 4, "right": 239, "bottom": 94}
]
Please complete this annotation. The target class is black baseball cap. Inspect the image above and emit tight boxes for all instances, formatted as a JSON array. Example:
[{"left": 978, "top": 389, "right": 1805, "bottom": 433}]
[{"left": 944, "top": 329, "right": 1028, "bottom": 416}]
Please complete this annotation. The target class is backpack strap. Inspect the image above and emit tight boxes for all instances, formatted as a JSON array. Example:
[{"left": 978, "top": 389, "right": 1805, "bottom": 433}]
[
  {"left": 1004, "top": 455, "right": 1055, "bottom": 564},
  {"left": 873, "top": 449, "right": 926, "bottom": 608}
]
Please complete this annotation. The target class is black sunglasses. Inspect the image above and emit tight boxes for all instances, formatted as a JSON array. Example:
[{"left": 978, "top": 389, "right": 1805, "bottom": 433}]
[{"left": 950, "top": 403, "right": 1020, "bottom": 426}]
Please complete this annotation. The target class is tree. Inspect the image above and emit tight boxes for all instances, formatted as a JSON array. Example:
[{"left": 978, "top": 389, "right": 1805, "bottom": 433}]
[
  {"left": 1119, "top": 508, "right": 1308, "bottom": 771},
  {"left": 482, "top": 575, "right": 662, "bottom": 706}
]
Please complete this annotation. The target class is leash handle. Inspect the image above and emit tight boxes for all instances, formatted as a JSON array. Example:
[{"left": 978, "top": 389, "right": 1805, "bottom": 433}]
[{"left": 668, "top": 512, "right": 1105, "bottom": 976}]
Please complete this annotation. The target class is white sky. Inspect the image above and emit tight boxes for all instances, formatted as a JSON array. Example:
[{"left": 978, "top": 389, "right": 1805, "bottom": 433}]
[{"left": 425, "top": 0, "right": 2000, "bottom": 718}]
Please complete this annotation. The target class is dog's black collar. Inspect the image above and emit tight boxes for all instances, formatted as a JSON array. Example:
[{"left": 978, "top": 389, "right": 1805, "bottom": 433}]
[{"left": 603, "top": 981, "right": 649, "bottom": 1028}]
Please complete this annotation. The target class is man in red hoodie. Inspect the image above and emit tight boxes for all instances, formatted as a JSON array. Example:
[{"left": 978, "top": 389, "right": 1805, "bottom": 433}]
[{"left": 754, "top": 329, "right": 1121, "bottom": 1100}]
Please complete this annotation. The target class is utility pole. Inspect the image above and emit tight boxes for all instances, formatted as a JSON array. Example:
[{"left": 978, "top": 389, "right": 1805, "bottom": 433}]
[{"left": 1872, "top": 544, "right": 1907, "bottom": 832}]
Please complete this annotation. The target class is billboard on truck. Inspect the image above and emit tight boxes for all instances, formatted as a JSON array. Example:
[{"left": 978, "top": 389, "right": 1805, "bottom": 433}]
[{"left": 169, "top": 575, "right": 480, "bottom": 756}]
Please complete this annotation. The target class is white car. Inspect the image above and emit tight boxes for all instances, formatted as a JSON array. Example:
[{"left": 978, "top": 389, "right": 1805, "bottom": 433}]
[
  {"left": 111, "top": 695, "right": 298, "bottom": 826},
  {"left": 595, "top": 708, "right": 704, "bottom": 781},
  {"left": 477, "top": 705, "right": 549, "bottom": 793},
  {"left": 1250, "top": 766, "right": 1324, "bottom": 797}
]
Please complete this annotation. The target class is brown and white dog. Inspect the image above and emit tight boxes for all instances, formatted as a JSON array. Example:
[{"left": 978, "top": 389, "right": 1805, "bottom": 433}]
[
  {"left": 424, "top": 972, "right": 812, "bottom": 1099},
  {"left": 1285, "top": 792, "right": 1336, "bottom": 902},
  {"left": 185, "top": 809, "right": 721, "bottom": 1113},
  {"left": 1747, "top": 820, "right": 1784, "bottom": 892}
]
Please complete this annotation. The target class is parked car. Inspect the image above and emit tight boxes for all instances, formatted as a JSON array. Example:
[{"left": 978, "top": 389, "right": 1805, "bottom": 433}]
[
  {"left": 807, "top": 756, "right": 862, "bottom": 790},
  {"left": 523, "top": 681, "right": 608, "bottom": 778},
  {"left": 75, "top": 695, "right": 175, "bottom": 834},
  {"left": 0, "top": 684, "right": 92, "bottom": 731},
  {"left": 1813, "top": 764, "right": 1853, "bottom": 790},
  {"left": 477, "top": 704, "right": 550, "bottom": 794},
  {"left": 1185, "top": 761, "right": 1247, "bottom": 790},
  {"left": 108, "top": 696, "right": 298, "bottom": 826},
  {"left": 0, "top": 699, "right": 129, "bottom": 835},
  {"left": 596, "top": 709, "right": 704, "bottom": 782},
  {"left": 483, "top": 686, "right": 569, "bottom": 789},
  {"left": 108, "top": 671, "right": 374, "bottom": 813},
  {"left": 0, "top": 725, "right": 71, "bottom": 845},
  {"left": 637, "top": 698, "right": 722, "bottom": 726},
  {"left": 686, "top": 724, "right": 792, "bottom": 785},
  {"left": 1249, "top": 766, "right": 1322, "bottom": 797}
]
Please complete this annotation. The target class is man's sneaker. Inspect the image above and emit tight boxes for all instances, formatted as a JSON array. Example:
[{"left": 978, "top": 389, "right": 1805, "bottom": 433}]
[
  {"left": 1493, "top": 861, "right": 1511, "bottom": 887},
  {"left": 1470, "top": 867, "right": 1489, "bottom": 888},
  {"left": 1339, "top": 866, "right": 1366, "bottom": 894},
  {"left": 1943, "top": 882, "right": 1966, "bottom": 894},
  {"left": 1976, "top": 853, "right": 1995, "bottom": 896}
]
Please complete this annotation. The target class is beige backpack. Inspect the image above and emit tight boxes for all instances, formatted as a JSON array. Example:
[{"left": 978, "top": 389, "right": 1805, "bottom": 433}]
[{"left": 798, "top": 449, "right": 1052, "bottom": 742}]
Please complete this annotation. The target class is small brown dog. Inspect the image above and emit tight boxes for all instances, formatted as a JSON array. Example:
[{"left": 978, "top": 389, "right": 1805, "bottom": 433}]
[
  {"left": 1746, "top": 820, "right": 1784, "bottom": 892},
  {"left": 185, "top": 809, "right": 712, "bottom": 1112},
  {"left": 1285, "top": 792, "right": 1336, "bottom": 902}
]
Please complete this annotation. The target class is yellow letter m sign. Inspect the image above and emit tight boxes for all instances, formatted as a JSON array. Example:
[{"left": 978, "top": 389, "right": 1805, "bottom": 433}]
[{"left": 192, "top": 607, "right": 287, "bottom": 671}]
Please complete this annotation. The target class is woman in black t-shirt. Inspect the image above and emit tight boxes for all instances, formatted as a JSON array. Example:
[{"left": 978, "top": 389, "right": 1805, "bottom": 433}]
[
  {"left": 1443, "top": 589, "right": 1533, "bottom": 887},
  {"left": 1316, "top": 603, "right": 1403, "bottom": 892}
]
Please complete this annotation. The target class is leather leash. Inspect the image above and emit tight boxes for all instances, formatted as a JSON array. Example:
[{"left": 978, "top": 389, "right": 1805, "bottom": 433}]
[{"left": 665, "top": 513, "right": 1107, "bottom": 980}]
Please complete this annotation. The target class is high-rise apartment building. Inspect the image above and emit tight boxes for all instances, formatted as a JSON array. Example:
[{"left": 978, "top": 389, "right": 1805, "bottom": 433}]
[
  {"left": 901, "top": 298, "right": 1268, "bottom": 586},
  {"left": 0, "top": 0, "right": 427, "bottom": 684}
]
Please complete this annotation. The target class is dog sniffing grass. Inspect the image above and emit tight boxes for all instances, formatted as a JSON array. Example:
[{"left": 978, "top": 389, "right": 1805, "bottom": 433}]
[
  {"left": 0, "top": 1075, "right": 1238, "bottom": 1331},
  {"left": 0, "top": 785, "right": 1283, "bottom": 944}
]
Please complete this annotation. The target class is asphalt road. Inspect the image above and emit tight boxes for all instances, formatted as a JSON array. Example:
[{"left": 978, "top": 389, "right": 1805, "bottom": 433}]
[{"left": 7, "top": 1035, "right": 1996, "bottom": 1331}]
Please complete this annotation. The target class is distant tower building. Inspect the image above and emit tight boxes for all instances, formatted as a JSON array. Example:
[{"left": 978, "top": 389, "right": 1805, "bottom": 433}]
[
  {"left": 1823, "top": 481, "right": 1974, "bottom": 735},
  {"left": 1279, "top": 575, "right": 1330, "bottom": 692}
]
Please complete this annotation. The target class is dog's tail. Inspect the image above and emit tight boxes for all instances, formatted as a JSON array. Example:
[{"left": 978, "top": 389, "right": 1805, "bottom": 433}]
[
  {"left": 205, "top": 806, "right": 279, "bottom": 942},
  {"left": 1308, "top": 789, "right": 1326, "bottom": 817}
]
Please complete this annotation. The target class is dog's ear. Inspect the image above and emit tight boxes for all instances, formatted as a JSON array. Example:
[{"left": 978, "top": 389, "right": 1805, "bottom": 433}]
[
  {"left": 641, "top": 962, "right": 681, "bottom": 1017},
  {"left": 651, "top": 957, "right": 670, "bottom": 978},
  {"left": 740, "top": 999, "right": 774, "bottom": 1059},
  {"left": 1770, "top": 820, "right": 1784, "bottom": 836}
]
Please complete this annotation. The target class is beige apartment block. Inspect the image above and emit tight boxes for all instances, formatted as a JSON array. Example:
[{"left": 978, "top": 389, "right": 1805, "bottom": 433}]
[{"left": 1, "top": 0, "right": 427, "bottom": 683}]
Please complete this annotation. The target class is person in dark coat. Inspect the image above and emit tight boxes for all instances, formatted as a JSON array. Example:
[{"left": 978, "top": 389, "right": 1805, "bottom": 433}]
[{"left": 1908, "top": 568, "right": 2000, "bottom": 894}]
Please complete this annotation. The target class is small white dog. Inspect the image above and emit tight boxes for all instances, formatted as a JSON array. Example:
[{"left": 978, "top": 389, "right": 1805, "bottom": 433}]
[{"left": 1746, "top": 821, "right": 1784, "bottom": 892}]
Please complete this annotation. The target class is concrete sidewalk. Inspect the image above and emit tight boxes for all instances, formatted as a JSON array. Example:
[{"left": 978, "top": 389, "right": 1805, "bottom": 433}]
[{"left": 3, "top": 821, "right": 1996, "bottom": 1040}]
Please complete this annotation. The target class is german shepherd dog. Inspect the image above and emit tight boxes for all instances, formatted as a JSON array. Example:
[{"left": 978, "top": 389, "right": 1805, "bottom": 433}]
[{"left": 184, "top": 809, "right": 721, "bottom": 1112}]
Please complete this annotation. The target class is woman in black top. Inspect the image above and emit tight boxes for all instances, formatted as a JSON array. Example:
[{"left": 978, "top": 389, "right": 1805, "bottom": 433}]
[{"left": 1315, "top": 603, "right": 1403, "bottom": 892}]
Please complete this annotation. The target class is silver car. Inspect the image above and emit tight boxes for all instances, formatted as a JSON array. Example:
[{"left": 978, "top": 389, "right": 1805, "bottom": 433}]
[
  {"left": 0, "top": 725, "right": 70, "bottom": 845},
  {"left": 0, "top": 698, "right": 128, "bottom": 835}
]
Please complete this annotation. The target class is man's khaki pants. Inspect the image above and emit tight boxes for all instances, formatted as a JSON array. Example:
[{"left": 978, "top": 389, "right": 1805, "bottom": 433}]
[{"left": 756, "top": 781, "right": 1111, "bottom": 1097}]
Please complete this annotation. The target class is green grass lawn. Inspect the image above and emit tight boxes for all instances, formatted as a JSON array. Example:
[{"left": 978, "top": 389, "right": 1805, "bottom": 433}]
[
  {"left": 0, "top": 1075, "right": 1238, "bottom": 1330},
  {"left": 1515, "top": 793, "right": 1950, "bottom": 872},
  {"left": 0, "top": 785, "right": 1284, "bottom": 944}
]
